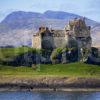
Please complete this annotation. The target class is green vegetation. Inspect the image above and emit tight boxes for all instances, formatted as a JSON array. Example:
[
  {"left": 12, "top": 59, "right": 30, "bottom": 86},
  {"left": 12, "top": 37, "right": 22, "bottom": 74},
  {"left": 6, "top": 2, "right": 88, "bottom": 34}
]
[
  {"left": 0, "top": 47, "right": 44, "bottom": 66},
  {"left": 50, "top": 47, "right": 63, "bottom": 63},
  {"left": 0, "top": 47, "right": 99, "bottom": 79},
  {"left": 0, "top": 47, "right": 43, "bottom": 60},
  {"left": 0, "top": 62, "right": 100, "bottom": 78},
  {"left": 0, "top": 47, "right": 32, "bottom": 60},
  {"left": 50, "top": 47, "right": 78, "bottom": 64}
]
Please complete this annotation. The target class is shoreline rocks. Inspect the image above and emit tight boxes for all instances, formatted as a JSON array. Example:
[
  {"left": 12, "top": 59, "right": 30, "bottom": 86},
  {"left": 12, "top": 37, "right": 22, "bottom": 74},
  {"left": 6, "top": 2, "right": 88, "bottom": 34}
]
[{"left": 0, "top": 77, "right": 100, "bottom": 91}]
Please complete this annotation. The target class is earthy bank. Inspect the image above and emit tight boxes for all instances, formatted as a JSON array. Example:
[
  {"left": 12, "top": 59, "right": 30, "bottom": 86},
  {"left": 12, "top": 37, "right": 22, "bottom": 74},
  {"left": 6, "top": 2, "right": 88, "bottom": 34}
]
[{"left": 0, "top": 77, "right": 100, "bottom": 91}]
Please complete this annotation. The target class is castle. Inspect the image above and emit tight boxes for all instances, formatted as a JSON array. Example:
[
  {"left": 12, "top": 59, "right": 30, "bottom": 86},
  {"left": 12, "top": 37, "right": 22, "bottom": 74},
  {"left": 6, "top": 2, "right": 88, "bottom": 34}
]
[{"left": 32, "top": 18, "right": 92, "bottom": 62}]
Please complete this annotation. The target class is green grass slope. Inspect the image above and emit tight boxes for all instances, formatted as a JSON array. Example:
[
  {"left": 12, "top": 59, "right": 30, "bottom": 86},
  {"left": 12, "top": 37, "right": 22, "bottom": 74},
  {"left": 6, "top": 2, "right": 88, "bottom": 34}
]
[
  {"left": 0, "top": 63, "right": 100, "bottom": 78},
  {"left": 0, "top": 47, "right": 33, "bottom": 61},
  {"left": 0, "top": 47, "right": 99, "bottom": 78}
]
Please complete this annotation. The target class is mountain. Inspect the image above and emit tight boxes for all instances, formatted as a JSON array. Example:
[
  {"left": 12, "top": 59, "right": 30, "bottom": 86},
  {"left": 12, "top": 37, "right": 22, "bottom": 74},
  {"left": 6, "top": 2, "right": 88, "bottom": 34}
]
[
  {"left": 91, "top": 24, "right": 100, "bottom": 47},
  {"left": 0, "top": 10, "right": 100, "bottom": 47}
]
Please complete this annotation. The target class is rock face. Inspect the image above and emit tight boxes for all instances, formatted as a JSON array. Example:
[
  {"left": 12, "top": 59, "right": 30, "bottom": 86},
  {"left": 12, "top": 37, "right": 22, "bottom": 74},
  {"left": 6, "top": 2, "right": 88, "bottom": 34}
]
[{"left": 32, "top": 18, "right": 92, "bottom": 61}]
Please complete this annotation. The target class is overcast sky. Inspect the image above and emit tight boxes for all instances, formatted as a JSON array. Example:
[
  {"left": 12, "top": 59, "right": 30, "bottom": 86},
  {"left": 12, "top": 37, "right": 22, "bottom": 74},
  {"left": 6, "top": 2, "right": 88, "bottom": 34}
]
[{"left": 0, "top": 0, "right": 100, "bottom": 22}]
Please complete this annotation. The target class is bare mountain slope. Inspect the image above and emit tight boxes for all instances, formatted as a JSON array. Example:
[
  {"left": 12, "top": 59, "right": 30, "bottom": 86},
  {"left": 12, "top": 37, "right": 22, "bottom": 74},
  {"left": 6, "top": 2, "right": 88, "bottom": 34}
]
[{"left": 0, "top": 10, "right": 99, "bottom": 47}]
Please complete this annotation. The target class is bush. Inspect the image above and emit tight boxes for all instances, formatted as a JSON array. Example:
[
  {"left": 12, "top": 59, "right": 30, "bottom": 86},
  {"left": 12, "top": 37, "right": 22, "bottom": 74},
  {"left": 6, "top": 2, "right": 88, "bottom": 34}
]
[{"left": 50, "top": 48, "right": 63, "bottom": 64}]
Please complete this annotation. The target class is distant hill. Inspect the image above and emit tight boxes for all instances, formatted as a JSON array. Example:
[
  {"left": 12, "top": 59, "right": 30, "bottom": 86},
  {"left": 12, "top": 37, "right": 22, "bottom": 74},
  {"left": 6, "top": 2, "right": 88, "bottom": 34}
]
[
  {"left": 0, "top": 10, "right": 100, "bottom": 47},
  {"left": 91, "top": 24, "right": 100, "bottom": 47}
]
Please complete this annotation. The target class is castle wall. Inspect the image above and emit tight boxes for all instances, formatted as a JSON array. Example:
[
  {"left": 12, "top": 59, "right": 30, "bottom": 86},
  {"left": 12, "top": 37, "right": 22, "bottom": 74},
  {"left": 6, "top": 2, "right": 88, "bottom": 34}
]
[
  {"left": 42, "top": 36, "right": 54, "bottom": 49},
  {"left": 42, "top": 35, "right": 69, "bottom": 49},
  {"left": 32, "top": 31, "right": 69, "bottom": 49},
  {"left": 53, "top": 36, "right": 66, "bottom": 48},
  {"left": 32, "top": 18, "right": 91, "bottom": 51},
  {"left": 32, "top": 18, "right": 93, "bottom": 63},
  {"left": 74, "top": 30, "right": 90, "bottom": 38},
  {"left": 32, "top": 35, "right": 41, "bottom": 49}
]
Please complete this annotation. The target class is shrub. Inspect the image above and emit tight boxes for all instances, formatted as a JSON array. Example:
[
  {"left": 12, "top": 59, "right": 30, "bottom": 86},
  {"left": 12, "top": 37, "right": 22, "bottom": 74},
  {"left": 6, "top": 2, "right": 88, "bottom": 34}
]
[{"left": 50, "top": 48, "right": 63, "bottom": 64}]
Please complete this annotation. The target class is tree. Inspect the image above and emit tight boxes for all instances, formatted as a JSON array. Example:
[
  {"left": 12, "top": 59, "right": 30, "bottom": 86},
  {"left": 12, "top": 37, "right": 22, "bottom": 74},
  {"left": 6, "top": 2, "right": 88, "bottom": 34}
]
[{"left": 50, "top": 48, "right": 63, "bottom": 64}]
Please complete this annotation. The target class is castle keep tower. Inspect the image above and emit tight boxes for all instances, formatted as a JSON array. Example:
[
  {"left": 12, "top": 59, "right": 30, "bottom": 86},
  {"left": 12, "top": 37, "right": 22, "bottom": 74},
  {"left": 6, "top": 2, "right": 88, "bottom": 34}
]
[
  {"left": 32, "top": 27, "right": 66, "bottom": 50},
  {"left": 32, "top": 27, "right": 54, "bottom": 50},
  {"left": 64, "top": 18, "right": 92, "bottom": 61}
]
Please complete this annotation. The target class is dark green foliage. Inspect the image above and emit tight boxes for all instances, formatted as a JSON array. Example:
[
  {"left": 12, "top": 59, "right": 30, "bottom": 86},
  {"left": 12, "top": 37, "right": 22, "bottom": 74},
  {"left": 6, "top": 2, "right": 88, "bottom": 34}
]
[
  {"left": 0, "top": 47, "right": 43, "bottom": 66},
  {"left": 50, "top": 48, "right": 63, "bottom": 63},
  {"left": 91, "top": 47, "right": 99, "bottom": 57},
  {"left": 50, "top": 47, "right": 78, "bottom": 64}
]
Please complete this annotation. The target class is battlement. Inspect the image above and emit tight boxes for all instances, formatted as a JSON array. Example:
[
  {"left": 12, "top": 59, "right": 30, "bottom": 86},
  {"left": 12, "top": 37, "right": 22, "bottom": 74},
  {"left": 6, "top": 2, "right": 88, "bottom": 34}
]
[{"left": 34, "top": 27, "right": 65, "bottom": 37}]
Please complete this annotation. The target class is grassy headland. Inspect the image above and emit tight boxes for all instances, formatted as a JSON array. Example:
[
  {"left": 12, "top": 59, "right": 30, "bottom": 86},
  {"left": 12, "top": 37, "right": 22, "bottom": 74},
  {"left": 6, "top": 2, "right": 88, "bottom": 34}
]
[
  {"left": 0, "top": 47, "right": 100, "bottom": 90},
  {"left": 0, "top": 63, "right": 100, "bottom": 91},
  {"left": 0, "top": 47, "right": 100, "bottom": 78}
]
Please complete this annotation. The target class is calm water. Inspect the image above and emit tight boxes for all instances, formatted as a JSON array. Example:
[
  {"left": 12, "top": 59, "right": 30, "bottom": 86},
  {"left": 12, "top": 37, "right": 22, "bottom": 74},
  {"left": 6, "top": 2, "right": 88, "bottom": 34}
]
[{"left": 0, "top": 91, "right": 99, "bottom": 100}]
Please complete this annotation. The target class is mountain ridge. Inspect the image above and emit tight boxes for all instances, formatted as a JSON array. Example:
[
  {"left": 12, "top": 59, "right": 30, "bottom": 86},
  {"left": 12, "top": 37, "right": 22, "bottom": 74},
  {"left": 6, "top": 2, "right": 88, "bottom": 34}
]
[{"left": 0, "top": 10, "right": 100, "bottom": 47}]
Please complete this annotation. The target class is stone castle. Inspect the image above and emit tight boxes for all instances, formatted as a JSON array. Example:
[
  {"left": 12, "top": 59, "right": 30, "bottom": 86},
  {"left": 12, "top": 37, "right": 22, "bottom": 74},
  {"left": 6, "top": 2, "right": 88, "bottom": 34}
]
[{"left": 32, "top": 18, "right": 92, "bottom": 61}]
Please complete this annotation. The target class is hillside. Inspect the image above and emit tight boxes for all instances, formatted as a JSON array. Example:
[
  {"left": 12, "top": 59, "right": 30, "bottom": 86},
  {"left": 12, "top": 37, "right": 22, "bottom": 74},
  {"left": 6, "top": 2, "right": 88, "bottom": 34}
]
[
  {"left": 0, "top": 46, "right": 99, "bottom": 90},
  {"left": 0, "top": 47, "right": 99, "bottom": 77},
  {"left": 0, "top": 10, "right": 100, "bottom": 47},
  {"left": 0, "top": 47, "right": 39, "bottom": 66},
  {"left": 0, "top": 62, "right": 100, "bottom": 90},
  {"left": 0, "top": 62, "right": 100, "bottom": 77},
  {"left": 91, "top": 24, "right": 100, "bottom": 47}
]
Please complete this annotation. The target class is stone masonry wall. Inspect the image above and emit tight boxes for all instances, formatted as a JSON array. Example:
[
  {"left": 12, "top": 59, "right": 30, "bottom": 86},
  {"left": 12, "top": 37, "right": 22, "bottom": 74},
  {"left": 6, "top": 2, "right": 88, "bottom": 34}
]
[{"left": 32, "top": 35, "right": 41, "bottom": 49}]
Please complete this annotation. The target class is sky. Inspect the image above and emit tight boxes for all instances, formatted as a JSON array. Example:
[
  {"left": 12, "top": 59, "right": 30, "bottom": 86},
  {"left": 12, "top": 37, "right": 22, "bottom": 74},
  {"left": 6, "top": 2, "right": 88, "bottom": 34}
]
[{"left": 0, "top": 0, "right": 100, "bottom": 22}]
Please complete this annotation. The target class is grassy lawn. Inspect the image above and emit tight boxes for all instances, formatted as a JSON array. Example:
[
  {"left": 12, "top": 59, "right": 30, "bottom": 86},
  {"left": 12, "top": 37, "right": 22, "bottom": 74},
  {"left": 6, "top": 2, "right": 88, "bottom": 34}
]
[{"left": 0, "top": 62, "right": 100, "bottom": 78}]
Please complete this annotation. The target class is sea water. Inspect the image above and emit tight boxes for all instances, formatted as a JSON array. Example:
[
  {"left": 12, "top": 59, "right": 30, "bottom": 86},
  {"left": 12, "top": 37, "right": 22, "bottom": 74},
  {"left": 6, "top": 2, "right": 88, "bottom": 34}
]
[{"left": 0, "top": 91, "right": 99, "bottom": 100}]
